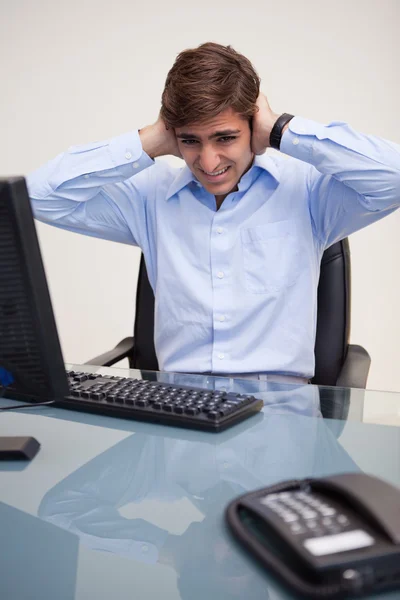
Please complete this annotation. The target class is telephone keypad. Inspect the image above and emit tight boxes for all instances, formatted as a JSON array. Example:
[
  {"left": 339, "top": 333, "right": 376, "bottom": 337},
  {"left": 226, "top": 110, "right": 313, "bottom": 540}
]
[{"left": 260, "top": 490, "right": 353, "bottom": 538}]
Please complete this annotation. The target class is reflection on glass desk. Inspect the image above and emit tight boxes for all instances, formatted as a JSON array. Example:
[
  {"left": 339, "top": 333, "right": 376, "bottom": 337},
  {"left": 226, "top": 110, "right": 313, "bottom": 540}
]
[
  {"left": 71, "top": 363, "right": 400, "bottom": 427},
  {"left": 1, "top": 364, "right": 400, "bottom": 600}
]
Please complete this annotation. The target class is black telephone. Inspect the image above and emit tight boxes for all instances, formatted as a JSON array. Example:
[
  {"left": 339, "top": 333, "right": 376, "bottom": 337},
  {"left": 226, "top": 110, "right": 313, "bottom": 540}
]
[{"left": 225, "top": 473, "right": 400, "bottom": 599}]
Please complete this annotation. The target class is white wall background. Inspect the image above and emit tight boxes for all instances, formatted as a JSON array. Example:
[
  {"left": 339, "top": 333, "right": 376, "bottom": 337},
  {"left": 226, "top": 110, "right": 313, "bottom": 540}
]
[{"left": 1, "top": 0, "right": 399, "bottom": 391}]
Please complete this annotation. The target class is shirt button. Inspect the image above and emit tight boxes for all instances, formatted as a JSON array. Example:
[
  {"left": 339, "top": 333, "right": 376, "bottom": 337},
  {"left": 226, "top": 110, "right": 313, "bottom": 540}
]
[
  {"left": 141, "top": 544, "right": 149, "bottom": 553},
  {"left": 292, "top": 138, "right": 300, "bottom": 145},
  {"left": 218, "top": 315, "right": 225, "bottom": 322},
  {"left": 217, "top": 271, "right": 224, "bottom": 279},
  {"left": 132, "top": 161, "right": 139, "bottom": 169},
  {"left": 84, "top": 174, "right": 89, "bottom": 179},
  {"left": 216, "top": 227, "right": 223, "bottom": 234},
  {"left": 125, "top": 152, "right": 132, "bottom": 160},
  {"left": 218, "top": 353, "right": 224, "bottom": 360}
]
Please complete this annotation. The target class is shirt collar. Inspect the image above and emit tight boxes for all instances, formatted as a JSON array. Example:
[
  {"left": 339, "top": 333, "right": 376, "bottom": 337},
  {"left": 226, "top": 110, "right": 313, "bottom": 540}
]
[
  {"left": 166, "top": 165, "right": 198, "bottom": 200},
  {"left": 165, "top": 152, "right": 281, "bottom": 201}
]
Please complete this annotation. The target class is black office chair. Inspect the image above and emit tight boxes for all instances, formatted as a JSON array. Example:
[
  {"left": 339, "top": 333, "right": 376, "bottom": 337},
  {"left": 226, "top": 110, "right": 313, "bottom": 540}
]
[{"left": 85, "top": 238, "right": 371, "bottom": 388}]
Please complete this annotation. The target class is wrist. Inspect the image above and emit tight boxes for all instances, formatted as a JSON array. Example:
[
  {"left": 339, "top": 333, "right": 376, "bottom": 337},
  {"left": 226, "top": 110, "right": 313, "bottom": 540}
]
[
  {"left": 269, "top": 113, "right": 295, "bottom": 150},
  {"left": 139, "top": 125, "right": 165, "bottom": 159},
  {"left": 257, "top": 113, "right": 281, "bottom": 149},
  {"left": 267, "top": 113, "right": 282, "bottom": 137}
]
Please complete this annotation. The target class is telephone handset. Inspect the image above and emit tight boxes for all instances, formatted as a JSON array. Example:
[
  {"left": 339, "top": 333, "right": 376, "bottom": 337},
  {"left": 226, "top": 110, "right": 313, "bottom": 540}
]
[{"left": 225, "top": 473, "right": 400, "bottom": 598}]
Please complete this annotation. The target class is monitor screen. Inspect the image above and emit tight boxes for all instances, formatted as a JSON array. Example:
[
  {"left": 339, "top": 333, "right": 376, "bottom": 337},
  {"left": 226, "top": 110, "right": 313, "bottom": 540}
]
[{"left": 0, "top": 177, "right": 69, "bottom": 402}]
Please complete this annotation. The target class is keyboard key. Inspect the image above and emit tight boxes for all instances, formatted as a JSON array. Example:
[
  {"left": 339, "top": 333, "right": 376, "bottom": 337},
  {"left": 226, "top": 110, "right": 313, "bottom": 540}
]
[
  {"left": 290, "top": 523, "right": 305, "bottom": 535},
  {"left": 319, "top": 506, "right": 336, "bottom": 517},
  {"left": 337, "top": 515, "right": 349, "bottom": 526},
  {"left": 136, "top": 399, "right": 149, "bottom": 408},
  {"left": 207, "top": 411, "right": 220, "bottom": 420},
  {"left": 74, "top": 375, "right": 88, "bottom": 382},
  {"left": 302, "top": 510, "right": 318, "bottom": 520},
  {"left": 282, "top": 512, "right": 298, "bottom": 523}
]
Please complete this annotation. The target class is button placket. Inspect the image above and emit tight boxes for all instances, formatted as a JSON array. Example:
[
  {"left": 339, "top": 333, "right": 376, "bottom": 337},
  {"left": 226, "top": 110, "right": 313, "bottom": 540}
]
[{"left": 210, "top": 213, "right": 232, "bottom": 371}]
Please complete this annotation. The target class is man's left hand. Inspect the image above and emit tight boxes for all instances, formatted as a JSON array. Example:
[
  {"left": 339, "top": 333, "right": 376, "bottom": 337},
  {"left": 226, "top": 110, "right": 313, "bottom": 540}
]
[{"left": 251, "top": 93, "right": 282, "bottom": 155}]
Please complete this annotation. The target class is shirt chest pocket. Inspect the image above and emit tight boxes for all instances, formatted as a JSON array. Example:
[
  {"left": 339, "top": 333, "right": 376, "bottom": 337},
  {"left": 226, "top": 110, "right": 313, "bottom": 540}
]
[{"left": 241, "top": 220, "right": 300, "bottom": 294}]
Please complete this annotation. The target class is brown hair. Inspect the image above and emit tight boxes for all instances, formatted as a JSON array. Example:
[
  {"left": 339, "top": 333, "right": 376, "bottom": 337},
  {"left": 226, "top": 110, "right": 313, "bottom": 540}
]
[{"left": 160, "top": 42, "right": 260, "bottom": 128}]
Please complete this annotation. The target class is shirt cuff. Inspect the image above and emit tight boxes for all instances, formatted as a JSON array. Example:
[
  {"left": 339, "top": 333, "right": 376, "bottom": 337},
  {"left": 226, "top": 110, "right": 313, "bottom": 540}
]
[
  {"left": 109, "top": 130, "right": 154, "bottom": 174},
  {"left": 279, "top": 116, "right": 323, "bottom": 162}
]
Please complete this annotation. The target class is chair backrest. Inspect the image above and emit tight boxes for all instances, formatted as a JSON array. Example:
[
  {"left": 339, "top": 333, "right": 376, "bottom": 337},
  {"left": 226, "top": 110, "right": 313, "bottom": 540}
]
[
  {"left": 131, "top": 238, "right": 351, "bottom": 386},
  {"left": 313, "top": 238, "right": 351, "bottom": 386}
]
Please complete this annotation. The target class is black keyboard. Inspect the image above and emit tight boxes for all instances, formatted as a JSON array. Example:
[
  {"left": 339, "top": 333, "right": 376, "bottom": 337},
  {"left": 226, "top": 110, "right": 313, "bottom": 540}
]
[{"left": 57, "top": 371, "right": 264, "bottom": 432}]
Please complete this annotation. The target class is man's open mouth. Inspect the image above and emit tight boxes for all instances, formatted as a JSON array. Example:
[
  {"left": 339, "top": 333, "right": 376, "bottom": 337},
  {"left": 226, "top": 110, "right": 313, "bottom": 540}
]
[{"left": 201, "top": 166, "right": 231, "bottom": 182}]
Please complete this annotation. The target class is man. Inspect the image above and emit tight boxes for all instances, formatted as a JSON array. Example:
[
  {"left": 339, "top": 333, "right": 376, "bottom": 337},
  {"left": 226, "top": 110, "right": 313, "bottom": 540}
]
[{"left": 28, "top": 42, "right": 400, "bottom": 383}]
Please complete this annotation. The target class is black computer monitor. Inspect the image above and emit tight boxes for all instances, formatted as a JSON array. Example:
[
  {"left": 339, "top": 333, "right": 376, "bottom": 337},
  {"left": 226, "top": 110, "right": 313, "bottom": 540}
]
[{"left": 0, "top": 176, "right": 69, "bottom": 403}]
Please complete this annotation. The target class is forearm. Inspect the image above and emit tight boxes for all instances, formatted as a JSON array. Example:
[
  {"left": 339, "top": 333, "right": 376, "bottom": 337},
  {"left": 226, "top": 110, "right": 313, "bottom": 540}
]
[
  {"left": 27, "top": 131, "right": 153, "bottom": 205},
  {"left": 26, "top": 131, "right": 154, "bottom": 244},
  {"left": 280, "top": 117, "right": 400, "bottom": 208}
]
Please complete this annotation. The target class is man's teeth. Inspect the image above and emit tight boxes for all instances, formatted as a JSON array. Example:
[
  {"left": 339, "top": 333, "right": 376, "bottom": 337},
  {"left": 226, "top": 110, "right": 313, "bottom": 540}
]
[{"left": 203, "top": 167, "right": 229, "bottom": 176}]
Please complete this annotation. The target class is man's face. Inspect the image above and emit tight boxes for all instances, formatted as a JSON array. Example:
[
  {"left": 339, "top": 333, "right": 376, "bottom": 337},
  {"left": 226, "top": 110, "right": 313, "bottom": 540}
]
[{"left": 175, "top": 108, "right": 253, "bottom": 202}]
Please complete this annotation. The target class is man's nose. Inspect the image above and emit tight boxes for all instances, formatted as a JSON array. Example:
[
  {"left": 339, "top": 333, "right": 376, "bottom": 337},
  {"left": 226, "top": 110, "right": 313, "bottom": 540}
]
[{"left": 199, "top": 148, "right": 220, "bottom": 174}]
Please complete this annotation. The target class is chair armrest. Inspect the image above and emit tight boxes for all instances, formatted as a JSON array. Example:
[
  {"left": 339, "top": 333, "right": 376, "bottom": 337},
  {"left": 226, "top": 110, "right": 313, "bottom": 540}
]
[
  {"left": 84, "top": 337, "right": 135, "bottom": 367},
  {"left": 336, "top": 344, "right": 371, "bottom": 389}
]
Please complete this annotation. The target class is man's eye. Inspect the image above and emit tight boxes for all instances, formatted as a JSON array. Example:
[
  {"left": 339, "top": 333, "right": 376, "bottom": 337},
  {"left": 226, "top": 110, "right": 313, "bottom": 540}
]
[
  {"left": 181, "top": 139, "right": 198, "bottom": 145},
  {"left": 218, "top": 136, "right": 237, "bottom": 143}
]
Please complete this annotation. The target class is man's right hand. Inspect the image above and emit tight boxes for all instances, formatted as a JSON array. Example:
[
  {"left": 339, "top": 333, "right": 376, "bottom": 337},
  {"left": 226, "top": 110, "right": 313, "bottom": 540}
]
[{"left": 139, "top": 115, "right": 182, "bottom": 159}]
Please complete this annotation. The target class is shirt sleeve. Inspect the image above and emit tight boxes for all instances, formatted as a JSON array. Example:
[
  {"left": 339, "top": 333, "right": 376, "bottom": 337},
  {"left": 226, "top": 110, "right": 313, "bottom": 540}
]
[
  {"left": 27, "top": 130, "right": 155, "bottom": 247},
  {"left": 37, "top": 434, "right": 169, "bottom": 563},
  {"left": 280, "top": 117, "right": 400, "bottom": 248},
  {"left": 42, "top": 496, "right": 169, "bottom": 564}
]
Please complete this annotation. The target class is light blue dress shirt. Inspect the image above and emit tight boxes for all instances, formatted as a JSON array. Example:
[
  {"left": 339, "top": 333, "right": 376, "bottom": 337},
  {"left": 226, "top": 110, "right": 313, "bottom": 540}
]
[{"left": 27, "top": 118, "right": 400, "bottom": 378}]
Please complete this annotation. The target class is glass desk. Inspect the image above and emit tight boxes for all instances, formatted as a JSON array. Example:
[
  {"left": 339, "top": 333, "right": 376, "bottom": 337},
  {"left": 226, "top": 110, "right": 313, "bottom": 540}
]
[{"left": 1, "top": 364, "right": 400, "bottom": 600}]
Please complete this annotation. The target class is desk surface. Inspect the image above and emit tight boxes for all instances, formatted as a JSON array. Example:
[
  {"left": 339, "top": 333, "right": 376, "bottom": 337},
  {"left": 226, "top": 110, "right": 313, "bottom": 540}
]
[{"left": 1, "top": 365, "right": 400, "bottom": 600}]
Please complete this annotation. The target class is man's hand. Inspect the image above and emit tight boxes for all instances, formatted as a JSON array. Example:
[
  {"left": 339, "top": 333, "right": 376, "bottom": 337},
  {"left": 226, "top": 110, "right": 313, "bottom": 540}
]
[
  {"left": 251, "top": 93, "right": 283, "bottom": 155},
  {"left": 139, "top": 114, "right": 182, "bottom": 159}
]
